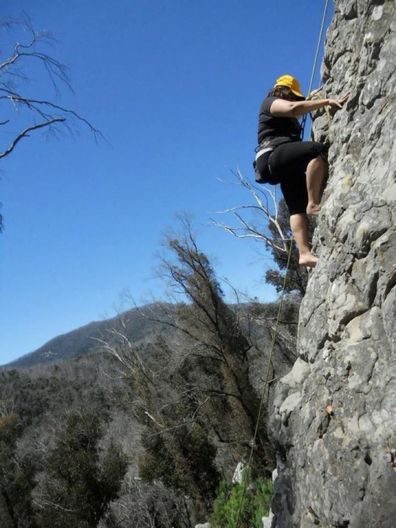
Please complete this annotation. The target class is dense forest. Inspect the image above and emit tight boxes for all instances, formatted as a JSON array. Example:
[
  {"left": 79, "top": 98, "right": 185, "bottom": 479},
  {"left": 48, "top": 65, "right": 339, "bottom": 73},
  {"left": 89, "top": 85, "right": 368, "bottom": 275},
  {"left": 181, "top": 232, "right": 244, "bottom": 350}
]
[{"left": 1, "top": 221, "right": 302, "bottom": 527}]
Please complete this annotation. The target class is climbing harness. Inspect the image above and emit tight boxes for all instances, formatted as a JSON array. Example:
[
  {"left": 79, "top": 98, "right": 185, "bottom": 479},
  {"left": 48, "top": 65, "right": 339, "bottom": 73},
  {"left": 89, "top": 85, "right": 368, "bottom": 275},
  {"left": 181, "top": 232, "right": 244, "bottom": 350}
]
[
  {"left": 234, "top": 2, "right": 331, "bottom": 526},
  {"left": 254, "top": 136, "right": 295, "bottom": 184}
]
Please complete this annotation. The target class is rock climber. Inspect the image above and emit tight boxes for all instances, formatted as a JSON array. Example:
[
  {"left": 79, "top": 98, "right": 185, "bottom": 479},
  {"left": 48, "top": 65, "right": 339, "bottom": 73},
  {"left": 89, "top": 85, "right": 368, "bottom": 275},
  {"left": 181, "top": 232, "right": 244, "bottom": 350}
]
[{"left": 254, "top": 74, "right": 349, "bottom": 267}]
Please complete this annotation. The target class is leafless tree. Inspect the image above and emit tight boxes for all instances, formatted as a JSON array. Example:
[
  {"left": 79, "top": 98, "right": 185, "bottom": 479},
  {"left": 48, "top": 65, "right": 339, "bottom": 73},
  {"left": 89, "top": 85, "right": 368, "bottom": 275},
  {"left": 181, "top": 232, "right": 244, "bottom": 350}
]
[
  {"left": 212, "top": 169, "right": 290, "bottom": 254},
  {"left": 0, "top": 387, "right": 16, "bottom": 417},
  {"left": 0, "top": 15, "right": 100, "bottom": 157},
  {"left": 0, "top": 15, "right": 101, "bottom": 229},
  {"left": 92, "top": 220, "right": 302, "bottom": 524},
  {"left": 101, "top": 218, "right": 276, "bottom": 476},
  {"left": 105, "top": 477, "right": 192, "bottom": 528},
  {"left": 213, "top": 170, "right": 310, "bottom": 295}
]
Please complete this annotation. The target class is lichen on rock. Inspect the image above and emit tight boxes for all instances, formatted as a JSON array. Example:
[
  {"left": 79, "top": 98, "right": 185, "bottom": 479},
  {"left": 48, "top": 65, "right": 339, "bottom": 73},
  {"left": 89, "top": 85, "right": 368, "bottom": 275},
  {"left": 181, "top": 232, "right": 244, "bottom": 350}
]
[{"left": 269, "top": 1, "right": 396, "bottom": 526}]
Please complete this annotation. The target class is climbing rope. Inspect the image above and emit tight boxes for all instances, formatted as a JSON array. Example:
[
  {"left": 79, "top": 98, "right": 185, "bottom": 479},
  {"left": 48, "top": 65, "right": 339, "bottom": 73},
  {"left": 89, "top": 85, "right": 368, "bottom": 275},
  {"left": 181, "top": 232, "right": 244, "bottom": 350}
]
[
  {"left": 233, "top": 240, "right": 293, "bottom": 528},
  {"left": 234, "top": 2, "right": 331, "bottom": 526},
  {"left": 301, "top": 0, "right": 331, "bottom": 139}
]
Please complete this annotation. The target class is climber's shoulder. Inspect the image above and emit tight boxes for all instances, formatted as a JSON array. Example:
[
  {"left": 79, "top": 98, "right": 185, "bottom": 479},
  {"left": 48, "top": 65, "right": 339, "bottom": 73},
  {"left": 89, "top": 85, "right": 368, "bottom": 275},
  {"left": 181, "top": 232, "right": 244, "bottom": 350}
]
[{"left": 269, "top": 98, "right": 296, "bottom": 117}]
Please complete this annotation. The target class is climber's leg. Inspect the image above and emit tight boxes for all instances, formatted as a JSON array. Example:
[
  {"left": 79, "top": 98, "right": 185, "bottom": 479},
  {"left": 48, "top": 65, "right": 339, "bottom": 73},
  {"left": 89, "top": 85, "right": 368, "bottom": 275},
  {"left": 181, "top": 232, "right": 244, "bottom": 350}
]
[
  {"left": 290, "top": 213, "right": 318, "bottom": 267},
  {"left": 306, "top": 155, "right": 327, "bottom": 215},
  {"left": 273, "top": 144, "right": 327, "bottom": 267},
  {"left": 280, "top": 174, "right": 318, "bottom": 267},
  {"left": 270, "top": 141, "right": 327, "bottom": 214},
  {"left": 269, "top": 141, "right": 326, "bottom": 175}
]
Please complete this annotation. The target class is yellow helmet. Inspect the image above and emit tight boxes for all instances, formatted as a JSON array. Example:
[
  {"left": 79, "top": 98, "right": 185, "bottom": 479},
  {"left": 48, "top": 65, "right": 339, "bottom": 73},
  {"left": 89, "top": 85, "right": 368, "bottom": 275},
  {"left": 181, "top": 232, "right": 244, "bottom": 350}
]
[{"left": 274, "top": 74, "right": 304, "bottom": 98}]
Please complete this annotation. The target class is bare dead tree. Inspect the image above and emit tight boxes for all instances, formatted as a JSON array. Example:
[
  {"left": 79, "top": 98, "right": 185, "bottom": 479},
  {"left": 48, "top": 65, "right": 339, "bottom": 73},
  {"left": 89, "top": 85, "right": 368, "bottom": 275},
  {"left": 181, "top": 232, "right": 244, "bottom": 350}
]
[
  {"left": 107, "top": 476, "right": 192, "bottom": 528},
  {"left": 93, "top": 220, "right": 293, "bottom": 524},
  {"left": 0, "top": 15, "right": 101, "bottom": 229},
  {"left": 212, "top": 169, "right": 290, "bottom": 254},
  {"left": 213, "top": 170, "right": 310, "bottom": 295},
  {"left": 0, "top": 385, "right": 16, "bottom": 417},
  {"left": 137, "top": 219, "right": 275, "bottom": 470},
  {"left": 0, "top": 15, "right": 101, "bottom": 155}
]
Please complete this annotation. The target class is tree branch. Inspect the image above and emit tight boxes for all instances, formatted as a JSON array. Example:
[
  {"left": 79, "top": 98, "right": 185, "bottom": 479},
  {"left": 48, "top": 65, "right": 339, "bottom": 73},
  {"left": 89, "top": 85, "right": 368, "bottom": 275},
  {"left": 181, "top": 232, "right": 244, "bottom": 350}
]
[{"left": 0, "top": 118, "right": 65, "bottom": 159}]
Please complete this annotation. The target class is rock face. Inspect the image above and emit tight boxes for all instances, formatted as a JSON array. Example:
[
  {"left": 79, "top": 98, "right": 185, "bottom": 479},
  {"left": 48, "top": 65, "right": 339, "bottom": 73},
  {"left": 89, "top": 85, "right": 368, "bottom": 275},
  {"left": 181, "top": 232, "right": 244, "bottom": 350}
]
[{"left": 269, "top": 1, "right": 396, "bottom": 527}]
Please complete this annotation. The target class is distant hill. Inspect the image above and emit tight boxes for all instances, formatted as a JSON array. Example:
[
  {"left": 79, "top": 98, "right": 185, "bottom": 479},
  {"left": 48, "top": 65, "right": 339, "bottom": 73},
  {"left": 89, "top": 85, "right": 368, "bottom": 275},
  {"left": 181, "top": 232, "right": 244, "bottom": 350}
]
[
  {"left": 0, "top": 293, "right": 298, "bottom": 527},
  {"left": 4, "top": 303, "right": 175, "bottom": 368}
]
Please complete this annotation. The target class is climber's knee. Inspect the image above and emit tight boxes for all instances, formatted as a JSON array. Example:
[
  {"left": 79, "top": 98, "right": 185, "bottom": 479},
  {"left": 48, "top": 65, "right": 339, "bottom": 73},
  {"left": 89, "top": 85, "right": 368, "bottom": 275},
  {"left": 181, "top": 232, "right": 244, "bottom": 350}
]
[{"left": 307, "top": 155, "right": 326, "bottom": 171}]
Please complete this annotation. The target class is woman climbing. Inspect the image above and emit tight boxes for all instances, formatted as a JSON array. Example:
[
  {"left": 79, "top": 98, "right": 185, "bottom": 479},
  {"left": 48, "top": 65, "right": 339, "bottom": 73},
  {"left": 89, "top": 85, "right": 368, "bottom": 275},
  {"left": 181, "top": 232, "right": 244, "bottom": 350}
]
[{"left": 255, "top": 74, "right": 349, "bottom": 267}]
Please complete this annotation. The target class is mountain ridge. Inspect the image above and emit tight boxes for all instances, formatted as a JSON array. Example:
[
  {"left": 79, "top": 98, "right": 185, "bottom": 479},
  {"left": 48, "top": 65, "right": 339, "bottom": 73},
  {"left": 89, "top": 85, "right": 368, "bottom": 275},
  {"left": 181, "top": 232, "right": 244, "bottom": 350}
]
[{"left": 4, "top": 303, "right": 175, "bottom": 369}]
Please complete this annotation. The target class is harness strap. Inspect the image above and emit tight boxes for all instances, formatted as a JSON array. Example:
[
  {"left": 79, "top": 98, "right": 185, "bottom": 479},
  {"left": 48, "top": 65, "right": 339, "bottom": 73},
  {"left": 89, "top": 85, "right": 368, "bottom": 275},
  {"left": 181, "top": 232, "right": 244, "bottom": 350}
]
[{"left": 255, "top": 146, "right": 273, "bottom": 161}]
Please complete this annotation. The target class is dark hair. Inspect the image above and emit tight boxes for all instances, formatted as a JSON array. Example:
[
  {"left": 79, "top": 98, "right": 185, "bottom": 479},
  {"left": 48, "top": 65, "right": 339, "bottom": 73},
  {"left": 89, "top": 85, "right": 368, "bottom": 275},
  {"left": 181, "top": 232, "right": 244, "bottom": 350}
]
[{"left": 267, "top": 86, "right": 305, "bottom": 101}]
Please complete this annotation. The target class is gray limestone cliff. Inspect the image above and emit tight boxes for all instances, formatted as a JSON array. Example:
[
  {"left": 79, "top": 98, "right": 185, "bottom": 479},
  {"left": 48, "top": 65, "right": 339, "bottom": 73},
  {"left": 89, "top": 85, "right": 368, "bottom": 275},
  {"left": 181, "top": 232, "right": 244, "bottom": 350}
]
[{"left": 269, "top": 1, "right": 396, "bottom": 527}]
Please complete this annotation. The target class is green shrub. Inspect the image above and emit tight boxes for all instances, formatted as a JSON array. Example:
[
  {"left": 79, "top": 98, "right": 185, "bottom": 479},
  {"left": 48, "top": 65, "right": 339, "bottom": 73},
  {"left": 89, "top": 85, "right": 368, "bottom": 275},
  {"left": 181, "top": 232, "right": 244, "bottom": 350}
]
[{"left": 211, "top": 469, "right": 273, "bottom": 528}]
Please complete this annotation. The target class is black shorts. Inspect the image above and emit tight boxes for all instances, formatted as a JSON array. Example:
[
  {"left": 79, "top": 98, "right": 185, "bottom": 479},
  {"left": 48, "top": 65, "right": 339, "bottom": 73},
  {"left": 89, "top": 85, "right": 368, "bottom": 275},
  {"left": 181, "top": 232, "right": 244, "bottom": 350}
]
[{"left": 256, "top": 141, "right": 327, "bottom": 215}]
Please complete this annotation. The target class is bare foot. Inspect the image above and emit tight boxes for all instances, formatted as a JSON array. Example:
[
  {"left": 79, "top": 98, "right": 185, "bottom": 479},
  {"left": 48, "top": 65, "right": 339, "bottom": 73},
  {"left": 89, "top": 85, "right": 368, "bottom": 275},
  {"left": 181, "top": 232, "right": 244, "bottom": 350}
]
[
  {"left": 306, "top": 202, "right": 321, "bottom": 215},
  {"left": 299, "top": 253, "right": 319, "bottom": 268}
]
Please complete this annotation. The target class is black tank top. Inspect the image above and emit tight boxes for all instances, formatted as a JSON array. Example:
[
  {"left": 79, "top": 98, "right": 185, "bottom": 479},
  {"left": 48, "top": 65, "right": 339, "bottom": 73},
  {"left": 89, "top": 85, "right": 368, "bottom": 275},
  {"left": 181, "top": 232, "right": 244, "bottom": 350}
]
[{"left": 257, "top": 96, "right": 301, "bottom": 144}]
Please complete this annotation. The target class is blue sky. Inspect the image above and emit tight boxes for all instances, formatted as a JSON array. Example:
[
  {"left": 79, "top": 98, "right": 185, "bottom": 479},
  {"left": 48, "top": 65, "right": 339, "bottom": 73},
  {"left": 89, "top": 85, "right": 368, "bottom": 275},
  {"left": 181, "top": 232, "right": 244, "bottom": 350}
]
[{"left": 0, "top": 0, "right": 332, "bottom": 364}]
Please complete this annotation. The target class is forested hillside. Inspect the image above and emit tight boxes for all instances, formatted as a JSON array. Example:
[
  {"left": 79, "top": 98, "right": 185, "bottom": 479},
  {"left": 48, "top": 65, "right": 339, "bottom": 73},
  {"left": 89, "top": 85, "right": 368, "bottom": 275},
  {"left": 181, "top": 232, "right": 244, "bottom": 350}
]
[
  {"left": 5, "top": 304, "right": 176, "bottom": 369},
  {"left": 1, "top": 229, "right": 299, "bottom": 527}
]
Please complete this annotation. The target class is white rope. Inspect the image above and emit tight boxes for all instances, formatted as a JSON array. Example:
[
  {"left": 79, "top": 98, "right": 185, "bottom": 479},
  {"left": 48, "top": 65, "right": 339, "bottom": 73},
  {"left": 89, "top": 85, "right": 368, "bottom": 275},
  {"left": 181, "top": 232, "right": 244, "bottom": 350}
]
[
  {"left": 301, "top": 0, "right": 331, "bottom": 137},
  {"left": 307, "top": 0, "right": 331, "bottom": 96}
]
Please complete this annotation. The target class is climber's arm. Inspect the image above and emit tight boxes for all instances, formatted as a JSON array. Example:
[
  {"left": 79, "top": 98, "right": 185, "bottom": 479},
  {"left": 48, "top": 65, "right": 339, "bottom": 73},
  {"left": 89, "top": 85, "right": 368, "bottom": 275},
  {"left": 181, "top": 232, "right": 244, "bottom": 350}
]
[{"left": 270, "top": 93, "right": 350, "bottom": 118}]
